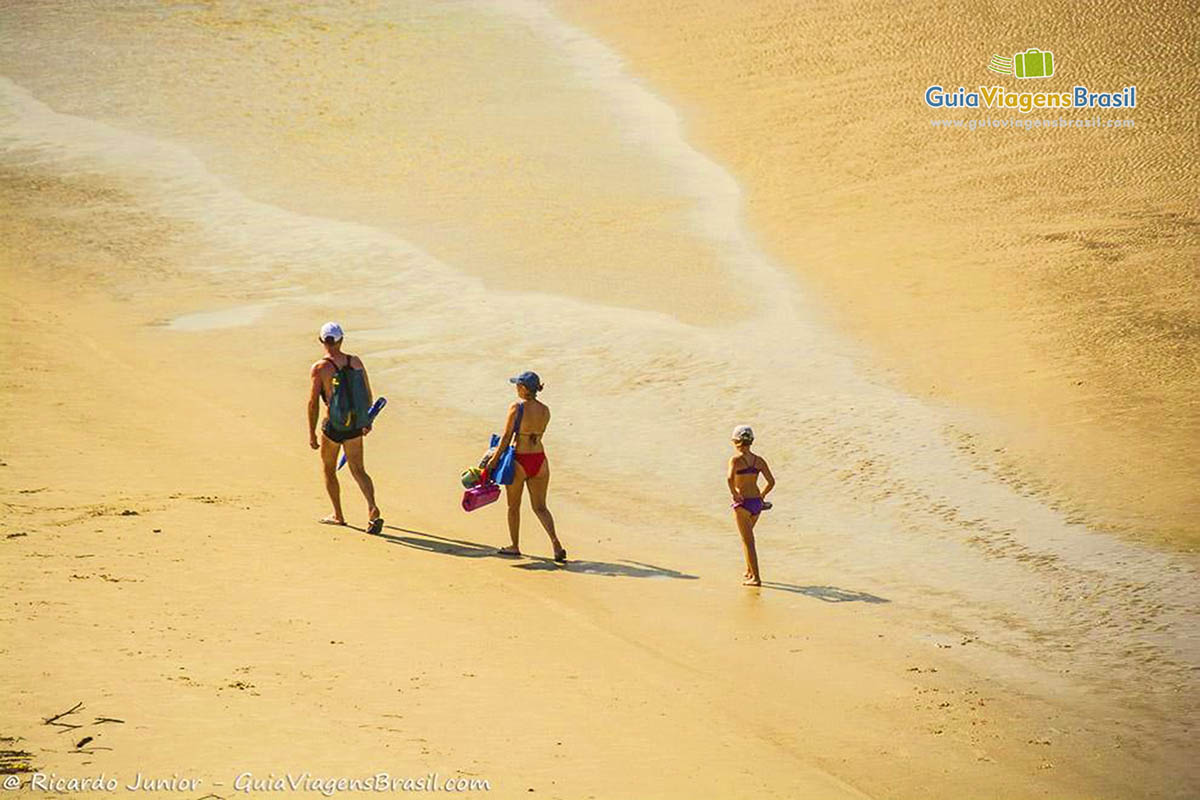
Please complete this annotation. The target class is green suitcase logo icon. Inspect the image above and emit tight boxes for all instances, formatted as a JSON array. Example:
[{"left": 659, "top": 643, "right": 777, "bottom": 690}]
[{"left": 1013, "top": 48, "right": 1054, "bottom": 79}]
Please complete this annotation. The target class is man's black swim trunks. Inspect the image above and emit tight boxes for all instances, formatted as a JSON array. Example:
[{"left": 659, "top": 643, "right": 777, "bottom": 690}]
[{"left": 322, "top": 419, "right": 364, "bottom": 443}]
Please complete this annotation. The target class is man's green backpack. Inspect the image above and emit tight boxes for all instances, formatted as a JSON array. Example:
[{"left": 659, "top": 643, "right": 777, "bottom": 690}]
[{"left": 327, "top": 356, "right": 372, "bottom": 433}]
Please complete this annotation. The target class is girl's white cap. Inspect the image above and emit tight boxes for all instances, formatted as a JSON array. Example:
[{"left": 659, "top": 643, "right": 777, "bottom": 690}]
[{"left": 731, "top": 424, "right": 754, "bottom": 442}]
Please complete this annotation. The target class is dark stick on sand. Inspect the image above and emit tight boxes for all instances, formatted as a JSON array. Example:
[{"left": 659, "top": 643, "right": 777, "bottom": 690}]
[
  {"left": 43, "top": 705, "right": 84, "bottom": 729},
  {"left": 43, "top": 702, "right": 83, "bottom": 725}
]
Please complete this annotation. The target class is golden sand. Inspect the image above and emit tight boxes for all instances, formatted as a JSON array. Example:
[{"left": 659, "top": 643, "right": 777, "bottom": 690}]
[{"left": 2, "top": 2, "right": 1198, "bottom": 797}]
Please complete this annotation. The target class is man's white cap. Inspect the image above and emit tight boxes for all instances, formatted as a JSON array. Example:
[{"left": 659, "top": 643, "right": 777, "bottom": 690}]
[
  {"left": 732, "top": 424, "right": 754, "bottom": 442},
  {"left": 319, "top": 321, "right": 344, "bottom": 342}
]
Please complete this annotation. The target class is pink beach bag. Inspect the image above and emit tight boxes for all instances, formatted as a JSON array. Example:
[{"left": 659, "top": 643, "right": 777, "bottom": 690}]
[{"left": 462, "top": 469, "right": 501, "bottom": 512}]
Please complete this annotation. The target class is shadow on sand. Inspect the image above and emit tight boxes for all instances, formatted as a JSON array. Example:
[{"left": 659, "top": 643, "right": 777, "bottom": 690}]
[
  {"left": 377, "top": 527, "right": 698, "bottom": 580},
  {"left": 370, "top": 528, "right": 878, "bottom": 593},
  {"left": 514, "top": 556, "right": 698, "bottom": 580},
  {"left": 375, "top": 527, "right": 502, "bottom": 559},
  {"left": 760, "top": 582, "right": 889, "bottom": 603}
]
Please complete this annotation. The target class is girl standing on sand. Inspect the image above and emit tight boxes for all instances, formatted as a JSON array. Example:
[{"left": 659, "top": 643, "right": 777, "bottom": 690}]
[
  {"left": 727, "top": 425, "right": 775, "bottom": 586},
  {"left": 486, "top": 371, "right": 567, "bottom": 562}
]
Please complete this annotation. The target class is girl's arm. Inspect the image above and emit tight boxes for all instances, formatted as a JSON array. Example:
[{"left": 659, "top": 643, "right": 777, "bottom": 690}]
[
  {"left": 727, "top": 457, "right": 741, "bottom": 501},
  {"left": 760, "top": 459, "right": 776, "bottom": 498},
  {"left": 487, "top": 403, "right": 519, "bottom": 470}
]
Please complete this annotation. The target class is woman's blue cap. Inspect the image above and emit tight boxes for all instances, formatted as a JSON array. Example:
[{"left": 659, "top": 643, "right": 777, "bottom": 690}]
[{"left": 510, "top": 371, "right": 541, "bottom": 389}]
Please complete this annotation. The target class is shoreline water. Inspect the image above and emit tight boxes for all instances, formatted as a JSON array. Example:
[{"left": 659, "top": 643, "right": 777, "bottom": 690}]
[
  {"left": 552, "top": 0, "right": 1200, "bottom": 549},
  {"left": 2, "top": 1, "right": 1198, "bottom": 796}
]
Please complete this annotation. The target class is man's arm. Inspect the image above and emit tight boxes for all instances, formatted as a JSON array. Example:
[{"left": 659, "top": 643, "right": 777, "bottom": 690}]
[
  {"left": 727, "top": 457, "right": 740, "bottom": 501},
  {"left": 308, "top": 362, "right": 324, "bottom": 449}
]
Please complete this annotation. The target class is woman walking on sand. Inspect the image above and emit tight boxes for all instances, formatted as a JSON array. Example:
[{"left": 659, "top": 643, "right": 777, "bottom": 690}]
[
  {"left": 727, "top": 425, "right": 775, "bottom": 586},
  {"left": 486, "top": 371, "right": 567, "bottom": 562}
]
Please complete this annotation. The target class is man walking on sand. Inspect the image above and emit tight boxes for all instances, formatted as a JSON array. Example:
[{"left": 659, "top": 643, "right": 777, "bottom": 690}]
[{"left": 307, "top": 322, "right": 384, "bottom": 534}]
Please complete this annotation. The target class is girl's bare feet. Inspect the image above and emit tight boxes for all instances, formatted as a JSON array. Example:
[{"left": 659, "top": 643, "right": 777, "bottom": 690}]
[
  {"left": 319, "top": 515, "right": 346, "bottom": 525},
  {"left": 742, "top": 577, "right": 762, "bottom": 586}
]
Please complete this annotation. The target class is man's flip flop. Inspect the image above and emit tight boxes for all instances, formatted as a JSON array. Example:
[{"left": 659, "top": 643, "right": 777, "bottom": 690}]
[
  {"left": 496, "top": 546, "right": 521, "bottom": 557},
  {"left": 367, "top": 518, "right": 384, "bottom": 535},
  {"left": 554, "top": 548, "right": 567, "bottom": 563}
]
